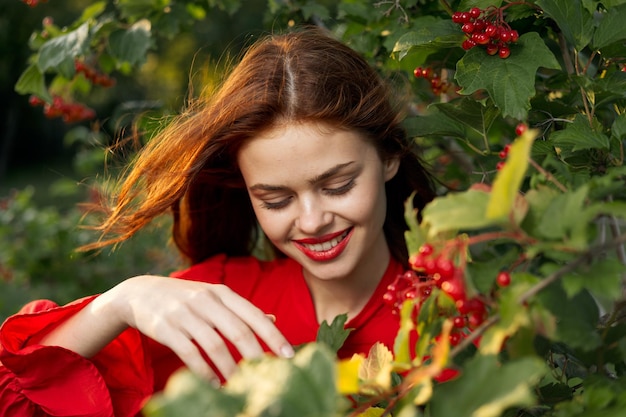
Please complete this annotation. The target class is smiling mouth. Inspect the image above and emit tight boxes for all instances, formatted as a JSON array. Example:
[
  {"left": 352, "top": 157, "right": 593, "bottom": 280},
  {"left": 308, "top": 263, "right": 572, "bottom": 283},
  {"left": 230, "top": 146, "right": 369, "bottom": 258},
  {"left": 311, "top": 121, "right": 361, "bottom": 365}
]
[
  {"left": 293, "top": 228, "right": 353, "bottom": 262},
  {"left": 299, "top": 229, "right": 350, "bottom": 252}
]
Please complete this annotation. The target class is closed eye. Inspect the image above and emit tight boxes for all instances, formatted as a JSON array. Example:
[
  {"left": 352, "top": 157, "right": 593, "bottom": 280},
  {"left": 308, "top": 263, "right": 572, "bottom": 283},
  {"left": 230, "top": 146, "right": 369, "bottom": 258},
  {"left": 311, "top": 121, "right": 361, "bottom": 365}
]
[
  {"left": 324, "top": 179, "right": 356, "bottom": 196},
  {"left": 260, "top": 196, "right": 293, "bottom": 210}
]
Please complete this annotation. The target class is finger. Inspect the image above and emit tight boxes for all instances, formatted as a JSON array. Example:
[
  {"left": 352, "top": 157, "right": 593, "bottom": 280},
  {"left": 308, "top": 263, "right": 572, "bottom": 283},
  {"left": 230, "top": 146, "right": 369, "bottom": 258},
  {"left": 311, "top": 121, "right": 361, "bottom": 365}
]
[
  {"left": 159, "top": 327, "right": 219, "bottom": 384},
  {"left": 190, "top": 295, "right": 267, "bottom": 360},
  {"left": 180, "top": 312, "right": 240, "bottom": 379},
  {"left": 213, "top": 287, "right": 294, "bottom": 358}
]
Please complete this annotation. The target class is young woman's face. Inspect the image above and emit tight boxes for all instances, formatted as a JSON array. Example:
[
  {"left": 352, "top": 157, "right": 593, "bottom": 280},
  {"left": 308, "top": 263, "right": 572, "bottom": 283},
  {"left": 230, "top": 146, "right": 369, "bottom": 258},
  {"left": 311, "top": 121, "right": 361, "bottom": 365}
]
[{"left": 237, "top": 121, "right": 399, "bottom": 283}]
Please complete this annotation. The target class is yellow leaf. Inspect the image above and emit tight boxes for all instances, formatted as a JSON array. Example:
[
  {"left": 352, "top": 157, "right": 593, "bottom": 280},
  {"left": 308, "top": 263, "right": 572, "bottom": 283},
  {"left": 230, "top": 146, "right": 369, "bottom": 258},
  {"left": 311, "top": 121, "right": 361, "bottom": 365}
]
[
  {"left": 487, "top": 129, "right": 537, "bottom": 220},
  {"left": 353, "top": 407, "right": 387, "bottom": 417},
  {"left": 359, "top": 342, "right": 394, "bottom": 391},
  {"left": 336, "top": 354, "right": 364, "bottom": 394}
]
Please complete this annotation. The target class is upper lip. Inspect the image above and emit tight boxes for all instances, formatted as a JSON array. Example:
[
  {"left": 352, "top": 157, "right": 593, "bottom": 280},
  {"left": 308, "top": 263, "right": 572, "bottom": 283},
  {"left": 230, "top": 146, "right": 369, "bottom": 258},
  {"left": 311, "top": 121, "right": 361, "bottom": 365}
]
[{"left": 293, "top": 227, "right": 351, "bottom": 244}]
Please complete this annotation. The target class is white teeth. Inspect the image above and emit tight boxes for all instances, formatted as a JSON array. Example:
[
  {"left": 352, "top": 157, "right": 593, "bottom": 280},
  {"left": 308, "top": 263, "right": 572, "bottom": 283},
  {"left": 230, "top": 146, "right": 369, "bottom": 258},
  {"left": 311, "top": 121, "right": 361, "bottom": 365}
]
[{"left": 301, "top": 230, "right": 348, "bottom": 252}]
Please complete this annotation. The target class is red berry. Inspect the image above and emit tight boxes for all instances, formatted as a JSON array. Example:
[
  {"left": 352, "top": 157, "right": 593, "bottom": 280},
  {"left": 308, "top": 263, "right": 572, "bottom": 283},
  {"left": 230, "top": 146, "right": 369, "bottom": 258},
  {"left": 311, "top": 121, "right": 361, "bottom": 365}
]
[
  {"left": 485, "top": 25, "right": 498, "bottom": 38},
  {"left": 496, "top": 271, "right": 511, "bottom": 287},
  {"left": 435, "top": 257, "right": 455, "bottom": 280},
  {"left": 462, "top": 39, "right": 476, "bottom": 50},
  {"left": 28, "top": 95, "right": 45, "bottom": 107},
  {"left": 496, "top": 161, "right": 506, "bottom": 171},
  {"left": 452, "top": 12, "right": 464, "bottom": 23},
  {"left": 485, "top": 43, "right": 499, "bottom": 55},
  {"left": 459, "top": 12, "right": 471, "bottom": 23},
  {"left": 515, "top": 123, "right": 527, "bottom": 136},
  {"left": 473, "top": 33, "right": 490, "bottom": 45},
  {"left": 422, "top": 67, "right": 433, "bottom": 79},
  {"left": 441, "top": 279, "right": 465, "bottom": 301},
  {"left": 413, "top": 67, "right": 423, "bottom": 78},
  {"left": 462, "top": 22, "right": 475, "bottom": 33},
  {"left": 453, "top": 316, "right": 467, "bottom": 328},
  {"left": 498, "top": 46, "right": 511, "bottom": 59},
  {"left": 468, "top": 311, "right": 486, "bottom": 328},
  {"left": 469, "top": 7, "right": 481, "bottom": 19},
  {"left": 449, "top": 332, "right": 462, "bottom": 346},
  {"left": 419, "top": 244, "right": 434, "bottom": 257},
  {"left": 510, "top": 30, "right": 519, "bottom": 42},
  {"left": 499, "top": 29, "right": 511, "bottom": 43}
]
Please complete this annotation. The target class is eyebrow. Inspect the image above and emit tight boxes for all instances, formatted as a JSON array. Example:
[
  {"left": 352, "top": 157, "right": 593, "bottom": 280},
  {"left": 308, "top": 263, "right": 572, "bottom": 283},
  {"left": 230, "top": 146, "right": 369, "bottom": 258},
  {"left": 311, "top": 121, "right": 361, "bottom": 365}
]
[{"left": 249, "top": 161, "right": 355, "bottom": 192}]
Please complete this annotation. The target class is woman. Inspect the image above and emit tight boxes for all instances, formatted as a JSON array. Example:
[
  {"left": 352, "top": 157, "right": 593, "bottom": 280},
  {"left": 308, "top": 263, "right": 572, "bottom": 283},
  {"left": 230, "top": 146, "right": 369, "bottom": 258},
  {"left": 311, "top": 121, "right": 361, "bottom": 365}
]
[{"left": 0, "top": 27, "right": 435, "bottom": 415}]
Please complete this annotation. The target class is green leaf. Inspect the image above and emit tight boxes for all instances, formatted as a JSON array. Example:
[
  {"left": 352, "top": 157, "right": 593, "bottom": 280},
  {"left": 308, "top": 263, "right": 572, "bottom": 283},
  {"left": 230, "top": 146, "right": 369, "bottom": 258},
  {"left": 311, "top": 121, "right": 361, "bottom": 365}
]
[
  {"left": 14, "top": 64, "right": 52, "bottom": 102},
  {"left": 226, "top": 343, "right": 344, "bottom": 416},
  {"left": 455, "top": 32, "right": 560, "bottom": 120},
  {"left": 550, "top": 114, "right": 610, "bottom": 153},
  {"left": 536, "top": 184, "right": 589, "bottom": 243},
  {"left": 611, "top": 113, "right": 626, "bottom": 141},
  {"left": 422, "top": 188, "right": 497, "bottom": 238},
  {"left": 487, "top": 129, "right": 535, "bottom": 220},
  {"left": 37, "top": 22, "right": 90, "bottom": 73},
  {"left": 592, "top": 4, "right": 626, "bottom": 49},
  {"left": 430, "top": 355, "right": 545, "bottom": 417},
  {"left": 108, "top": 19, "right": 152, "bottom": 66},
  {"left": 561, "top": 258, "right": 624, "bottom": 301},
  {"left": 316, "top": 313, "right": 352, "bottom": 354},
  {"left": 404, "top": 192, "right": 426, "bottom": 256},
  {"left": 143, "top": 369, "right": 245, "bottom": 417},
  {"left": 403, "top": 112, "right": 466, "bottom": 138},
  {"left": 78, "top": 1, "right": 107, "bottom": 22},
  {"left": 536, "top": 0, "right": 594, "bottom": 51},
  {"left": 432, "top": 98, "right": 499, "bottom": 137},
  {"left": 392, "top": 17, "right": 464, "bottom": 60},
  {"left": 537, "top": 280, "right": 601, "bottom": 350},
  {"left": 458, "top": 0, "right": 503, "bottom": 10}
]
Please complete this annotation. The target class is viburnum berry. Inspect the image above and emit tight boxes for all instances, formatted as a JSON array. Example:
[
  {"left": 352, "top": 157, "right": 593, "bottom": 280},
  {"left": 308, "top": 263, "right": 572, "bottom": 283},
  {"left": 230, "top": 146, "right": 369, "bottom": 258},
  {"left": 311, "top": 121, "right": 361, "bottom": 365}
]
[
  {"left": 496, "top": 161, "right": 506, "bottom": 171},
  {"left": 498, "top": 46, "right": 511, "bottom": 59},
  {"left": 452, "top": 5, "right": 520, "bottom": 58},
  {"left": 515, "top": 123, "right": 527, "bottom": 136},
  {"left": 453, "top": 315, "right": 467, "bottom": 328},
  {"left": 496, "top": 271, "right": 511, "bottom": 287}
]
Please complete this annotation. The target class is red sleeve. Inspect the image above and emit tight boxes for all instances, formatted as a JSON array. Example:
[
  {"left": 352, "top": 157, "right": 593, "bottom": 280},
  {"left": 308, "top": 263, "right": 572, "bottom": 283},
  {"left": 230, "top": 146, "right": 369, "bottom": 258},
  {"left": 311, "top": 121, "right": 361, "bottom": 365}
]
[{"left": 0, "top": 297, "right": 153, "bottom": 417}]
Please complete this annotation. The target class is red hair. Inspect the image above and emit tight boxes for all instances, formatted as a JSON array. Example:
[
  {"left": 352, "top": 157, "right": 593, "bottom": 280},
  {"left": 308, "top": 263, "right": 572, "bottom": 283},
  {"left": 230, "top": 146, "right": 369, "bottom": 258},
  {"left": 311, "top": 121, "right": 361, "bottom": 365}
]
[{"left": 86, "top": 27, "right": 435, "bottom": 266}]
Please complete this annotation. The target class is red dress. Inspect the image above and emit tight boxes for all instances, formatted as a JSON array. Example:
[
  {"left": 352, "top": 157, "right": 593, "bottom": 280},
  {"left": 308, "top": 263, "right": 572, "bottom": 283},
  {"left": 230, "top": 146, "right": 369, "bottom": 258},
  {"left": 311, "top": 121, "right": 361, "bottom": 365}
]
[{"left": 0, "top": 254, "right": 404, "bottom": 417}]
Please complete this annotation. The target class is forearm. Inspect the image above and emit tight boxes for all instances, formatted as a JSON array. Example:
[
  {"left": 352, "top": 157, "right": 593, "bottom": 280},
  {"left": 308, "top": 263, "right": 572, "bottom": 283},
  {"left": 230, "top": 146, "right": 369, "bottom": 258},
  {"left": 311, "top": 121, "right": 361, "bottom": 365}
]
[{"left": 37, "top": 289, "right": 128, "bottom": 357}]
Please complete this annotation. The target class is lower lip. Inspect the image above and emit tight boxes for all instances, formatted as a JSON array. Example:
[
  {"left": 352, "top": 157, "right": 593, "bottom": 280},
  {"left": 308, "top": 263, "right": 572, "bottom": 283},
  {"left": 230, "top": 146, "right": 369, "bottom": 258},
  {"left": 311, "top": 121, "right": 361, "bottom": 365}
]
[{"left": 293, "top": 229, "right": 353, "bottom": 262}]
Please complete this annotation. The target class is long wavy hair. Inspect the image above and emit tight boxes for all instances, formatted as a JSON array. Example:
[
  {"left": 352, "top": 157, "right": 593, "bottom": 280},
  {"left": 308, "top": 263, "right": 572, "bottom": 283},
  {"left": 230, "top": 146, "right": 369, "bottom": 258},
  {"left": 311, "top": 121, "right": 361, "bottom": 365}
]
[{"left": 85, "top": 27, "right": 435, "bottom": 267}]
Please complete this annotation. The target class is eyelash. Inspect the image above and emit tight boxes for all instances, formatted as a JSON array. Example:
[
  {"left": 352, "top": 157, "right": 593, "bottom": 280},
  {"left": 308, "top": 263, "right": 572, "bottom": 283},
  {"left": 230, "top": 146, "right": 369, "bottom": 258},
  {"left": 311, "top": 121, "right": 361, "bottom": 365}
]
[{"left": 260, "top": 179, "right": 356, "bottom": 210}]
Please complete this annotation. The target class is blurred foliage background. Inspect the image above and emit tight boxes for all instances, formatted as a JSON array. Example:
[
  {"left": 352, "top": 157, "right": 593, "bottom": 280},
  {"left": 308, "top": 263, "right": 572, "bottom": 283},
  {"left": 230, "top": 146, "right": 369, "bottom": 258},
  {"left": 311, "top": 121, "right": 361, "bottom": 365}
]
[{"left": 0, "top": 0, "right": 276, "bottom": 320}]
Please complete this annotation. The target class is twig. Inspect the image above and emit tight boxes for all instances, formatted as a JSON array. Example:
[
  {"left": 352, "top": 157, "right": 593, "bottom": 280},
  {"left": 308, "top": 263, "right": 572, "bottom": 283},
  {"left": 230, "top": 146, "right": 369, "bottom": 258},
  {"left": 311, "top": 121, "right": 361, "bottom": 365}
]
[{"left": 528, "top": 158, "right": 569, "bottom": 193}]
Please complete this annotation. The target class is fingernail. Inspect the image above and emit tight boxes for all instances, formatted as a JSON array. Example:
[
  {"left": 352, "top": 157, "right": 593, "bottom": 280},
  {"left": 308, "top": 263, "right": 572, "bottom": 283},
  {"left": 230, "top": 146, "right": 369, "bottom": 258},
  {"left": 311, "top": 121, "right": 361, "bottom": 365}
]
[
  {"left": 280, "top": 344, "right": 295, "bottom": 358},
  {"left": 266, "top": 314, "right": 277, "bottom": 322}
]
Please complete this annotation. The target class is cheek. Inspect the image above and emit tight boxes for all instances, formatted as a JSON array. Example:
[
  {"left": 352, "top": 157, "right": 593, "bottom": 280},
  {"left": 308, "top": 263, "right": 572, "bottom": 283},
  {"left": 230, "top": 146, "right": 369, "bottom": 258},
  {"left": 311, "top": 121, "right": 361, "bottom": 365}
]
[{"left": 254, "top": 209, "right": 290, "bottom": 243}]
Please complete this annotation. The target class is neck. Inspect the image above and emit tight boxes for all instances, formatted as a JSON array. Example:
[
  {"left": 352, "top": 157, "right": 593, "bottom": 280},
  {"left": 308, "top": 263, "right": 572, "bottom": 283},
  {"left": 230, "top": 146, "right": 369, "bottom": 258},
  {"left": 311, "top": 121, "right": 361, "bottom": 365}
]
[{"left": 304, "top": 246, "right": 391, "bottom": 325}]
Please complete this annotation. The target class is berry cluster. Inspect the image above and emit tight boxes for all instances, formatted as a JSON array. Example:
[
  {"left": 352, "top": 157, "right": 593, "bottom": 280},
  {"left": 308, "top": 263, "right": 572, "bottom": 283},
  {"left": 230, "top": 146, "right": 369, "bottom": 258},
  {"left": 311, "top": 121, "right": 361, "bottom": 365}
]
[
  {"left": 452, "top": 7, "right": 519, "bottom": 58},
  {"left": 496, "top": 123, "right": 526, "bottom": 170},
  {"left": 75, "top": 60, "right": 116, "bottom": 88},
  {"left": 384, "top": 243, "right": 492, "bottom": 346},
  {"left": 29, "top": 95, "right": 96, "bottom": 123},
  {"left": 21, "top": 0, "right": 47, "bottom": 7},
  {"left": 413, "top": 67, "right": 451, "bottom": 95}
]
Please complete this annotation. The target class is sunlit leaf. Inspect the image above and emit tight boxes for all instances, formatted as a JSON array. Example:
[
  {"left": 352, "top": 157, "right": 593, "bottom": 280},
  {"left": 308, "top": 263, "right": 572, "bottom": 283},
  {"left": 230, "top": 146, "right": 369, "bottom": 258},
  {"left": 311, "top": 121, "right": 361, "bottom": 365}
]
[
  {"left": 422, "top": 188, "right": 496, "bottom": 238},
  {"left": 359, "top": 342, "right": 394, "bottom": 391},
  {"left": 38, "top": 22, "right": 90, "bottom": 73},
  {"left": 487, "top": 128, "right": 536, "bottom": 220}
]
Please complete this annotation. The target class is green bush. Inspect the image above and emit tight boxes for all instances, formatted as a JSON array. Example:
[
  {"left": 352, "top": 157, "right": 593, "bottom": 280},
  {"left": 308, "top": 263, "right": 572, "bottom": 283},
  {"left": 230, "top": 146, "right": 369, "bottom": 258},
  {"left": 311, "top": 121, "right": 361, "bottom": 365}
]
[{"left": 11, "top": 0, "right": 626, "bottom": 416}]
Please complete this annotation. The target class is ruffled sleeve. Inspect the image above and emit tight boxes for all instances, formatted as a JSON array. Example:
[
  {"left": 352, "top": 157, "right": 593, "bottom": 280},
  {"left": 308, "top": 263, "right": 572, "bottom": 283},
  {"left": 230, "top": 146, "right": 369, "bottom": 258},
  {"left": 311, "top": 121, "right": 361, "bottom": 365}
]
[{"left": 0, "top": 297, "right": 153, "bottom": 417}]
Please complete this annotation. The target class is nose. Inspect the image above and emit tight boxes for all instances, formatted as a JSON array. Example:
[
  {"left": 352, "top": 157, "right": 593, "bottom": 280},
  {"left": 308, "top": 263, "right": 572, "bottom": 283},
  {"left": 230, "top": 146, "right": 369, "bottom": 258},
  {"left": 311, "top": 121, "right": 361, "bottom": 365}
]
[{"left": 295, "top": 195, "right": 332, "bottom": 235}]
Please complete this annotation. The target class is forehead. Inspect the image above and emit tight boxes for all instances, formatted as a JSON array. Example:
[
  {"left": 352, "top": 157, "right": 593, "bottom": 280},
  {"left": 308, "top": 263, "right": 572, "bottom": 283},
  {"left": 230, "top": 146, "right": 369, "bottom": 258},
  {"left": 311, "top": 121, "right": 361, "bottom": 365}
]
[{"left": 237, "top": 122, "right": 379, "bottom": 182}]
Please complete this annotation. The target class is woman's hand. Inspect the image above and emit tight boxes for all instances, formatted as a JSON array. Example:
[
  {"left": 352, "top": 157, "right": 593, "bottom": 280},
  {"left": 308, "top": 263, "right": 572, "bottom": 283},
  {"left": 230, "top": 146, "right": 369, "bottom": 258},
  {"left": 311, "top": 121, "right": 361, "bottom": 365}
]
[{"left": 40, "top": 276, "right": 294, "bottom": 384}]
